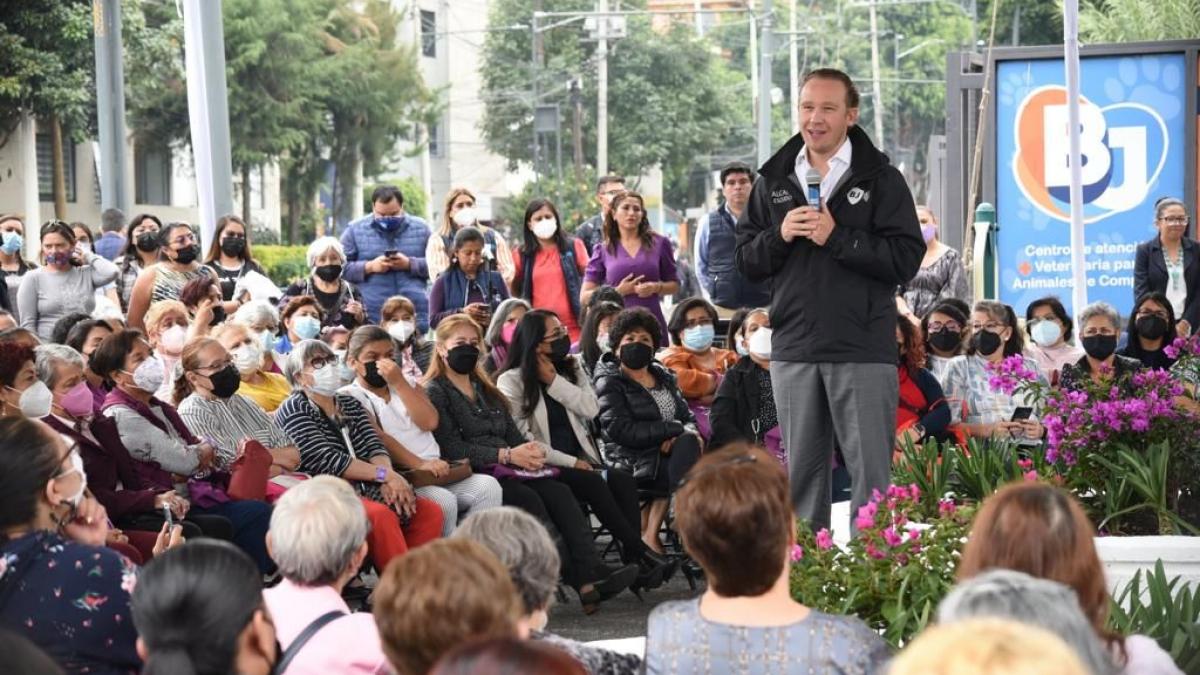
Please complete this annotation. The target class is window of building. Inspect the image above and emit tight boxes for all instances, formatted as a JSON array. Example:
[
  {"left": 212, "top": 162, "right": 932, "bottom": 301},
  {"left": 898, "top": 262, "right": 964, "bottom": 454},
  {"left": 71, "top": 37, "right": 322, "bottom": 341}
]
[
  {"left": 420, "top": 10, "right": 437, "bottom": 58},
  {"left": 428, "top": 120, "right": 442, "bottom": 157},
  {"left": 36, "top": 133, "right": 76, "bottom": 203},
  {"left": 135, "top": 144, "right": 172, "bottom": 206}
]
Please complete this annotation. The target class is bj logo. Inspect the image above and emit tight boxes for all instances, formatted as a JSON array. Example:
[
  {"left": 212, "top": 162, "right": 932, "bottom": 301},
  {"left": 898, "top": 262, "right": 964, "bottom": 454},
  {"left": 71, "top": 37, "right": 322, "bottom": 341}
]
[{"left": 1011, "top": 85, "right": 1167, "bottom": 224}]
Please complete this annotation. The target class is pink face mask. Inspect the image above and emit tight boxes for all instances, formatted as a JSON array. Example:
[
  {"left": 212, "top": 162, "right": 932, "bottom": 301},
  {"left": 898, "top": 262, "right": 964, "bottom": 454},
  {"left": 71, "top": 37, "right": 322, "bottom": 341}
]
[
  {"left": 501, "top": 321, "right": 517, "bottom": 345},
  {"left": 59, "top": 381, "right": 94, "bottom": 419}
]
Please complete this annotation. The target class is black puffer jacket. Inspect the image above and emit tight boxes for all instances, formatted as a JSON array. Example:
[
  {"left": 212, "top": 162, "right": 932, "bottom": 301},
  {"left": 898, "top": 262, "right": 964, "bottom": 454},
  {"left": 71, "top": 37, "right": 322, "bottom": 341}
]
[
  {"left": 593, "top": 353, "right": 694, "bottom": 478},
  {"left": 709, "top": 356, "right": 770, "bottom": 450}
]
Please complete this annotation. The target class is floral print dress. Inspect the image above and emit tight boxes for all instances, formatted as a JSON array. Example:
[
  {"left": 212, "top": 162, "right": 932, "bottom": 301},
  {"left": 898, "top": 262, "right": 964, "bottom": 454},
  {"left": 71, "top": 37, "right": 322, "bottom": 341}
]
[{"left": 0, "top": 531, "right": 140, "bottom": 674}]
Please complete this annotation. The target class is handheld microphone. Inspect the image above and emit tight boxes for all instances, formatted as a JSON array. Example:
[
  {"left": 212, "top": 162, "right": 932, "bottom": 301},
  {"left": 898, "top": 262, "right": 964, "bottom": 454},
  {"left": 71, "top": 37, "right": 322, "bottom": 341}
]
[{"left": 805, "top": 169, "right": 822, "bottom": 208}]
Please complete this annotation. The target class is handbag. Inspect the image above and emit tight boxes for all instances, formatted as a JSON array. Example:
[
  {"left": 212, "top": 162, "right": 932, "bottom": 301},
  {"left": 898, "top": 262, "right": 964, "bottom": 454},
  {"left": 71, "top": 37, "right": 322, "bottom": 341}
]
[
  {"left": 226, "top": 439, "right": 273, "bottom": 501},
  {"left": 483, "top": 463, "right": 560, "bottom": 481},
  {"left": 402, "top": 459, "right": 473, "bottom": 487}
]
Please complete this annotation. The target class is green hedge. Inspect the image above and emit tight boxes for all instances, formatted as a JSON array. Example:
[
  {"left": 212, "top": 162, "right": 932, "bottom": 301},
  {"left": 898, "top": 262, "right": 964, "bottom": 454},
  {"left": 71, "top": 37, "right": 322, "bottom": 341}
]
[{"left": 255, "top": 245, "right": 309, "bottom": 288}]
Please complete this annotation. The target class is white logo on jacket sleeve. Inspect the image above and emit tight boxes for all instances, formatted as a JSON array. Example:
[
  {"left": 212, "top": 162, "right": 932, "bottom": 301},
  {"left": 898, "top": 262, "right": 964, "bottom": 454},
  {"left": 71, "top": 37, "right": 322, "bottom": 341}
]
[{"left": 847, "top": 188, "right": 869, "bottom": 205}]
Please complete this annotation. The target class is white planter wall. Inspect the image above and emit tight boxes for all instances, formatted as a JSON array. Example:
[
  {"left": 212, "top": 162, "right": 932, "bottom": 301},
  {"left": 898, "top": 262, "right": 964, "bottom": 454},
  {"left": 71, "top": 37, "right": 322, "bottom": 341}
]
[{"left": 1095, "top": 536, "right": 1200, "bottom": 600}]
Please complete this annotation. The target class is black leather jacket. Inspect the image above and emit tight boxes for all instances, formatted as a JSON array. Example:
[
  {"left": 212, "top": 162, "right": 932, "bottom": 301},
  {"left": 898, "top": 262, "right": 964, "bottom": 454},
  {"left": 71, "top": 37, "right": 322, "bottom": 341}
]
[{"left": 593, "top": 353, "right": 694, "bottom": 478}]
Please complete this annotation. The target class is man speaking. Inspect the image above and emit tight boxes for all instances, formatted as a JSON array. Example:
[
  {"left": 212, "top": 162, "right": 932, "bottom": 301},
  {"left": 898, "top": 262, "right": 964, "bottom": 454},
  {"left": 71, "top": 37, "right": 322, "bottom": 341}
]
[{"left": 735, "top": 68, "right": 924, "bottom": 531}]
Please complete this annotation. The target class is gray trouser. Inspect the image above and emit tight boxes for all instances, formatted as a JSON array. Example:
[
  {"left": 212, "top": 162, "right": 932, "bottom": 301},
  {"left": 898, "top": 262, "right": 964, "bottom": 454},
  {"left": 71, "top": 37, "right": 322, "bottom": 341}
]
[
  {"left": 415, "top": 474, "right": 504, "bottom": 537},
  {"left": 770, "top": 361, "right": 897, "bottom": 533}
]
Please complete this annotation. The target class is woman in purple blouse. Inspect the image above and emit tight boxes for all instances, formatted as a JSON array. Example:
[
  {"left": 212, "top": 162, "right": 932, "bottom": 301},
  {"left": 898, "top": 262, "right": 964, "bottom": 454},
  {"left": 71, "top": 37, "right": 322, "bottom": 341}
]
[{"left": 581, "top": 191, "right": 679, "bottom": 342}]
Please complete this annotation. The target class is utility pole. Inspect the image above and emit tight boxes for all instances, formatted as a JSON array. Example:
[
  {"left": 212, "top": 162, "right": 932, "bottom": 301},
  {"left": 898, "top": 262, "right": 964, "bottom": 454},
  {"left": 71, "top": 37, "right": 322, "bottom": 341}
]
[
  {"left": 93, "top": 0, "right": 131, "bottom": 214},
  {"left": 867, "top": 0, "right": 884, "bottom": 146},
  {"left": 571, "top": 80, "right": 584, "bottom": 180},
  {"left": 789, "top": 0, "right": 799, "bottom": 134},
  {"left": 756, "top": 0, "right": 774, "bottom": 166},
  {"left": 531, "top": 2, "right": 542, "bottom": 184},
  {"left": 596, "top": 0, "right": 609, "bottom": 177},
  {"left": 749, "top": 0, "right": 758, "bottom": 127},
  {"left": 694, "top": 0, "right": 704, "bottom": 35}
]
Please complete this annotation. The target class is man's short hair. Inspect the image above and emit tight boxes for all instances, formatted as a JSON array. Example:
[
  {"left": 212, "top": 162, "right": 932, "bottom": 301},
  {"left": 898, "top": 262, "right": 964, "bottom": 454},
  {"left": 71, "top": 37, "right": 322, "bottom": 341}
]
[
  {"left": 802, "top": 68, "right": 860, "bottom": 109},
  {"left": 371, "top": 185, "right": 405, "bottom": 206},
  {"left": 720, "top": 162, "right": 753, "bottom": 185},
  {"left": 675, "top": 445, "right": 792, "bottom": 597},
  {"left": 100, "top": 208, "right": 125, "bottom": 233},
  {"left": 595, "top": 175, "right": 625, "bottom": 192}
]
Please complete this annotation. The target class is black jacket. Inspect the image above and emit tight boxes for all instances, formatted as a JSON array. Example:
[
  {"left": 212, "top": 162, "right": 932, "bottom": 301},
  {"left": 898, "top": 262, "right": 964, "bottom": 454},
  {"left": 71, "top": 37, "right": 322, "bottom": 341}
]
[
  {"left": 734, "top": 125, "right": 924, "bottom": 363},
  {"left": 710, "top": 356, "right": 770, "bottom": 449},
  {"left": 1134, "top": 236, "right": 1200, "bottom": 330},
  {"left": 593, "top": 354, "right": 693, "bottom": 478}
]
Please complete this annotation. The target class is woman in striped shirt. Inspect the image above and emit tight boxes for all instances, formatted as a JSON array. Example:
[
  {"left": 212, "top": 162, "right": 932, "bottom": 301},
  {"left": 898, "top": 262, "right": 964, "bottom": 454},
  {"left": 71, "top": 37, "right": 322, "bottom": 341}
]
[{"left": 275, "top": 338, "right": 443, "bottom": 570}]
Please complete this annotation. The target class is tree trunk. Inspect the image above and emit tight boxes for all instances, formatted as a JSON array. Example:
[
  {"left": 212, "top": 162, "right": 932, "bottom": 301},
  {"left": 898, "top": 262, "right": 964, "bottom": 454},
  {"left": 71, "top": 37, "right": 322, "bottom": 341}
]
[
  {"left": 241, "top": 163, "right": 252, "bottom": 223},
  {"left": 50, "top": 114, "right": 66, "bottom": 219}
]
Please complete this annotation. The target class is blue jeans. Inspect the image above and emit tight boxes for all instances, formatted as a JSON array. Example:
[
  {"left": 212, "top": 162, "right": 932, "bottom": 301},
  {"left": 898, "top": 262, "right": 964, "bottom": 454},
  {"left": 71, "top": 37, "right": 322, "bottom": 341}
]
[{"left": 193, "top": 499, "right": 274, "bottom": 573}]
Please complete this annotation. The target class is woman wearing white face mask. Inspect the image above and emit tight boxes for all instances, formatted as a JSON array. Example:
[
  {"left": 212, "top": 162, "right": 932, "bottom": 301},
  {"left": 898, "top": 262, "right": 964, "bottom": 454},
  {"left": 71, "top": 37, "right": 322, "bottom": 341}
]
[
  {"left": 0, "top": 342, "right": 54, "bottom": 419},
  {"left": 143, "top": 300, "right": 192, "bottom": 404},
  {"left": 89, "top": 329, "right": 276, "bottom": 574},
  {"left": 0, "top": 416, "right": 158, "bottom": 674},
  {"left": 711, "top": 310, "right": 786, "bottom": 463},
  {"left": 211, "top": 323, "right": 293, "bottom": 413},
  {"left": 381, "top": 295, "right": 435, "bottom": 385},
  {"left": 1024, "top": 296, "right": 1084, "bottom": 387},
  {"left": 426, "top": 187, "right": 515, "bottom": 286},
  {"left": 511, "top": 199, "right": 592, "bottom": 344}
]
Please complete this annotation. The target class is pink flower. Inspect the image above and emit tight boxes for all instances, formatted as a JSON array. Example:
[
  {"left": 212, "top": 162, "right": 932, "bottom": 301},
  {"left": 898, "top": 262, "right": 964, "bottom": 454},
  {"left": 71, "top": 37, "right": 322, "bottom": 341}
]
[
  {"left": 789, "top": 544, "right": 804, "bottom": 562},
  {"left": 865, "top": 542, "right": 885, "bottom": 560},
  {"left": 908, "top": 484, "right": 921, "bottom": 501},
  {"left": 938, "top": 499, "right": 957, "bottom": 516},
  {"left": 855, "top": 502, "right": 878, "bottom": 530},
  {"left": 882, "top": 527, "right": 904, "bottom": 547},
  {"left": 815, "top": 529, "right": 834, "bottom": 551},
  {"left": 1023, "top": 470, "right": 1039, "bottom": 482},
  {"left": 1017, "top": 458, "right": 1033, "bottom": 471}
]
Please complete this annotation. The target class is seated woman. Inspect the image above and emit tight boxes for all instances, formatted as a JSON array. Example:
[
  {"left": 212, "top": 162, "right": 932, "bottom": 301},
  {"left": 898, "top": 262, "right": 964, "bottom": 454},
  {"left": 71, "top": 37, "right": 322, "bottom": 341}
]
[
  {"left": 178, "top": 274, "right": 228, "bottom": 337},
  {"left": 424, "top": 314, "right": 637, "bottom": 611},
  {"left": 711, "top": 309, "right": 782, "bottom": 460},
  {"left": 921, "top": 301, "right": 969, "bottom": 383},
  {"left": 577, "top": 300, "right": 623, "bottom": 378},
  {"left": 594, "top": 308, "right": 702, "bottom": 555},
  {"left": 133, "top": 541, "right": 278, "bottom": 675},
  {"left": 1119, "top": 291, "right": 1180, "bottom": 370},
  {"left": 142, "top": 299, "right": 191, "bottom": 403},
  {"left": 380, "top": 295, "right": 435, "bottom": 383},
  {"left": 958, "top": 482, "right": 1181, "bottom": 675},
  {"left": 0, "top": 416, "right": 142, "bottom": 674},
  {"left": 658, "top": 298, "right": 737, "bottom": 441},
  {"left": 483, "top": 298, "right": 530, "bottom": 374},
  {"left": 723, "top": 308, "right": 753, "bottom": 358},
  {"left": 279, "top": 236, "right": 366, "bottom": 330},
  {"left": 274, "top": 295, "right": 324, "bottom": 357},
  {"left": 231, "top": 299, "right": 285, "bottom": 374},
  {"left": 340, "top": 325, "right": 502, "bottom": 536},
  {"left": 89, "top": 329, "right": 274, "bottom": 572},
  {"left": 497, "top": 310, "right": 671, "bottom": 588},
  {"left": 896, "top": 313, "right": 952, "bottom": 448},
  {"left": 941, "top": 301, "right": 1046, "bottom": 443},
  {"left": 428, "top": 227, "right": 510, "bottom": 330},
  {"left": 211, "top": 322, "right": 292, "bottom": 414},
  {"left": 64, "top": 318, "right": 114, "bottom": 413},
  {"left": 174, "top": 338, "right": 303, "bottom": 486},
  {"left": 644, "top": 446, "right": 891, "bottom": 673},
  {"left": 274, "top": 338, "right": 443, "bottom": 570},
  {"left": 1061, "top": 301, "right": 1143, "bottom": 394},
  {"left": 1025, "top": 296, "right": 1085, "bottom": 386},
  {"left": 36, "top": 344, "right": 217, "bottom": 549}
]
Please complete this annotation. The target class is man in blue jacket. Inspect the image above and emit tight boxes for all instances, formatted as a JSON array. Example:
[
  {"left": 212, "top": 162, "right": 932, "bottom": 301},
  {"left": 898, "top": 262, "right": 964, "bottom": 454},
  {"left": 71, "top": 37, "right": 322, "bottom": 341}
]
[
  {"left": 735, "top": 69, "right": 924, "bottom": 533},
  {"left": 341, "top": 185, "right": 433, "bottom": 329}
]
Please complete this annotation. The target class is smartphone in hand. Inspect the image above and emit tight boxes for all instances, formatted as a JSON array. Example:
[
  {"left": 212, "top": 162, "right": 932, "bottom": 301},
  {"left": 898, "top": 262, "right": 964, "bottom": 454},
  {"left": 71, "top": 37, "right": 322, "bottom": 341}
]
[{"left": 1010, "top": 406, "right": 1033, "bottom": 422}]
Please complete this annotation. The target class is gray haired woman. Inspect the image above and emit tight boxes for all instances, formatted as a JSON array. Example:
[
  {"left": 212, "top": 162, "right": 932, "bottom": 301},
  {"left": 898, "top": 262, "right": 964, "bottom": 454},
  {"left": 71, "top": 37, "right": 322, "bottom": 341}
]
[
  {"left": 484, "top": 298, "right": 532, "bottom": 373},
  {"left": 455, "top": 507, "right": 641, "bottom": 675}
]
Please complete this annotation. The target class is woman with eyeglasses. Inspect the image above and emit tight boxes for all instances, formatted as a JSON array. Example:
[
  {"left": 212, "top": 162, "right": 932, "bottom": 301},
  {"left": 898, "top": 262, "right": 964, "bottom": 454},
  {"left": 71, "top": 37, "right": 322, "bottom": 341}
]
[
  {"left": 1134, "top": 197, "right": 1197, "bottom": 337},
  {"left": 1059, "top": 302, "right": 1142, "bottom": 394},
  {"left": 941, "top": 301, "right": 1047, "bottom": 442},
  {"left": 126, "top": 222, "right": 219, "bottom": 333},
  {"left": 659, "top": 298, "right": 737, "bottom": 442},
  {"left": 17, "top": 221, "right": 119, "bottom": 342},
  {"left": 921, "top": 301, "right": 970, "bottom": 384},
  {"left": 1118, "top": 291, "right": 1180, "bottom": 371},
  {"left": 0, "top": 416, "right": 145, "bottom": 674}
]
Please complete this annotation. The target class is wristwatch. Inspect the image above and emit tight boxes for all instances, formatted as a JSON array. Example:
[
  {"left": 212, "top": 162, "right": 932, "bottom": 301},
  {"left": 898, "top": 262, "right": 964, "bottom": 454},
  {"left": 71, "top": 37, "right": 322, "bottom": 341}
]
[{"left": 375, "top": 466, "right": 389, "bottom": 483}]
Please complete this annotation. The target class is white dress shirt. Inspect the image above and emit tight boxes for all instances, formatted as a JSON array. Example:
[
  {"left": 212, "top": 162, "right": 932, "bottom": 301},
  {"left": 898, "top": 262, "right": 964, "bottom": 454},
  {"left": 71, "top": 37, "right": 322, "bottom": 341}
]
[{"left": 794, "top": 135, "right": 853, "bottom": 203}]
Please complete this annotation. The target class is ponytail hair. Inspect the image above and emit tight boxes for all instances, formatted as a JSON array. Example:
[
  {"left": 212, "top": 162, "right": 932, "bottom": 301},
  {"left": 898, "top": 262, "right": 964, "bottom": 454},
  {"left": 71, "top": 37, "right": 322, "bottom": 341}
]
[
  {"left": 132, "top": 540, "right": 264, "bottom": 675},
  {"left": 172, "top": 338, "right": 221, "bottom": 405}
]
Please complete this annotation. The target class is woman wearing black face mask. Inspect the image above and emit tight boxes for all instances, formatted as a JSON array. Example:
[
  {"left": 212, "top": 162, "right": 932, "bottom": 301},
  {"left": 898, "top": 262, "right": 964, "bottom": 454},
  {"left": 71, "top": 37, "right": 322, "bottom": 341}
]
[
  {"left": 593, "top": 308, "right": 702, "bottom": 556},
  {"left": 279, "top": 236, "right": 366, "bottom": 330},
  {"left": 203, "top": 214, "right": 263, "bottom": 314},
  {"left": 1061, "top": 301, "right": 1142, "bottom": 393},
  {"left": 921, "top": 302, "right": 969, "bottom": 384},
  {"left": 175, "top": 338, "right": 303, "bottom": 484},
  {"left": 127, "top": 221, "right": 220, "bottom": 333},
  {"left": 941, "top": 301, "right": 1048, "bottom": 443},
  {"left": 497, "top": 310, "right": 673, "bottom": 592},
  {"left": 1118, "top": 292, "right": 1180, "bottom": 370},
  {"left": 116, "top": 213, "right": 163, "bottom": 313},
  {"left": 424, "top": 314, "right": 638, "bottom": 613}
]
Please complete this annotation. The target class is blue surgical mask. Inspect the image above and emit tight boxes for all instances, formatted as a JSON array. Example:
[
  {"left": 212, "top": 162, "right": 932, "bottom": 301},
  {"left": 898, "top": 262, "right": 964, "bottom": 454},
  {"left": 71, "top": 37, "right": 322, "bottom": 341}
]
[
  {"left": 1030, "top": 320, "right": 1062, "bottom": 348},
  {"left": 1, "top": 232, "right": 22, "bottom": 255},
  {"left": 293, "top": 316, "right": 321, "bottom": 340},
  {"left": 259, "top": 330, "right": 277, "bottom": 354},
  {"left": 375, "top": 215, "right": 405, "bottom": 231},
  {"left": 681, "top": 324, "right": 715, "bottom": 351},
  {"left": 736, "top": 340, "right": 749, "bottom": 357}
]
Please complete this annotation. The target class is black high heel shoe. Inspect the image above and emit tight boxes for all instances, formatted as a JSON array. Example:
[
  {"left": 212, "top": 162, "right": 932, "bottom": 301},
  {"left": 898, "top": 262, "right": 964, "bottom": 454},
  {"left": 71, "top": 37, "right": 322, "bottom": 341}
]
[
  {"left": 631, "top": 549, "right": 673, "bottom": 596},
  {"left": 574, "top": 563, "right": 638, "bottom": 614}
]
